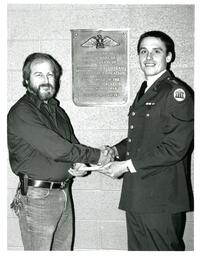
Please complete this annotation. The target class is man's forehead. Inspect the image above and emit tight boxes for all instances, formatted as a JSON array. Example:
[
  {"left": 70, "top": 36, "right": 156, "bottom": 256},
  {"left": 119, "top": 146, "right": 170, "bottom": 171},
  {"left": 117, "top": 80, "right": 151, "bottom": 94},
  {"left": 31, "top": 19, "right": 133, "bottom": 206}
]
[
  {"left": 140, "top": 37, "right": 166, "bottom": 48},
  {"left": 30, "top": 58, "right": 53, "bottom": 70}
]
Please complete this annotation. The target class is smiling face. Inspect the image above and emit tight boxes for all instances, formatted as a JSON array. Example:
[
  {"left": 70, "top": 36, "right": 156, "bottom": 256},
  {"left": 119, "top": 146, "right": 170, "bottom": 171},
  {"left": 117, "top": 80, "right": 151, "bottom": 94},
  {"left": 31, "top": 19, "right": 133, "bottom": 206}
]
[
  {"left": 27, "top": 59, "right": 56, "bottom": 101},
  {"left": 138, "top": 36, "right": 172, "bottom": 79}
]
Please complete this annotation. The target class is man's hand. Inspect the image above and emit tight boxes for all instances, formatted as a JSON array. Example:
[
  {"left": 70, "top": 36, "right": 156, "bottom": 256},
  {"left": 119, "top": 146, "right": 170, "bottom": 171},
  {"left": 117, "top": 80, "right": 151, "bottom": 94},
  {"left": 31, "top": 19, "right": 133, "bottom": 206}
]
[
  {"left": 97, "top": 146, "right": 114, "bottom": 166},
  {"left": 68, "top": 163, "right": 88, "bottom": 177},
  {"left": 101, "top": 145, "right": 119, "bottom": 160},
  {"left": 99, "top": 161, "right": 129, "bottom": 179}
]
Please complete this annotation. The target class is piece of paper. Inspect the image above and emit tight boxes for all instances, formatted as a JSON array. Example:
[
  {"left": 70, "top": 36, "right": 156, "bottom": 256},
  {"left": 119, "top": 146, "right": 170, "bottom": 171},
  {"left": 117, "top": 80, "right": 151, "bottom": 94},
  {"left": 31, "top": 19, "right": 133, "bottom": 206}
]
[{"left": 78, "top": 165, "right": 105, "bottom": 171}]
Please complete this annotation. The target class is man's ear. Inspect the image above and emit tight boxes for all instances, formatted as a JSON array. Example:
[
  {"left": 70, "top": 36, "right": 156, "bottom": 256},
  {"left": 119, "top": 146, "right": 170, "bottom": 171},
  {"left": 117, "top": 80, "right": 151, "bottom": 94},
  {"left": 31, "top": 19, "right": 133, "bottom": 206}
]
[{"left": 166, "top": 52, "right": 172, "bottom": 63}]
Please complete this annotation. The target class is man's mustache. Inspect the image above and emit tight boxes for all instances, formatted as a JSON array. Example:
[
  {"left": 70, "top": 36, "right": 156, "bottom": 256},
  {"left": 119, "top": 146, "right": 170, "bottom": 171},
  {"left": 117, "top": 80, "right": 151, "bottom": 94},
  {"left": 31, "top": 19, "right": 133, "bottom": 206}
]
[{"left": 39, "top": 83, "right": 54, "bottom": 89}]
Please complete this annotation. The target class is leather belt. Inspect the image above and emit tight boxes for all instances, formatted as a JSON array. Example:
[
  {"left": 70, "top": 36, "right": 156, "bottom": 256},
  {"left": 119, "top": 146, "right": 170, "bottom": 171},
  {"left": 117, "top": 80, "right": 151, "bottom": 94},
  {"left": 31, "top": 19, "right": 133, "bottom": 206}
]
[{"left": 28, "top": 178, "right": 71, "bottom": 189}]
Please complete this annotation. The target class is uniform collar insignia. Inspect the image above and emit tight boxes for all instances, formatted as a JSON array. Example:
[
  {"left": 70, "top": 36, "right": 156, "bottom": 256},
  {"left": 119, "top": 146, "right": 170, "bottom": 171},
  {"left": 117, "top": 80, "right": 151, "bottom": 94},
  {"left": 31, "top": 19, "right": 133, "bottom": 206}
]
[{"left": 145, "top": 102, "right": 156, "bottom": 105}]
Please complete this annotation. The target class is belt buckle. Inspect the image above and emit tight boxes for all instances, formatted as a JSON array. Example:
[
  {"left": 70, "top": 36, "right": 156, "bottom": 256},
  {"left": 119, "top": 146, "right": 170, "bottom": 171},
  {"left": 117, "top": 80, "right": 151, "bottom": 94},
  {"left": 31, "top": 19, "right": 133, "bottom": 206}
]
[{"left": 60, "top": 181, "right": 66, "bottom": 189}]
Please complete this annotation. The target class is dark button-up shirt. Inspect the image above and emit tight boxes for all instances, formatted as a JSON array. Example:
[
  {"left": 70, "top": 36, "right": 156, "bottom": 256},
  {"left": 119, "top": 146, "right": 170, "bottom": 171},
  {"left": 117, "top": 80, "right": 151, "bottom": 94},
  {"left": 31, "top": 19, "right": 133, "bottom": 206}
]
[{"left": 7, "top": 91, "right": 100, "bottom": 181}]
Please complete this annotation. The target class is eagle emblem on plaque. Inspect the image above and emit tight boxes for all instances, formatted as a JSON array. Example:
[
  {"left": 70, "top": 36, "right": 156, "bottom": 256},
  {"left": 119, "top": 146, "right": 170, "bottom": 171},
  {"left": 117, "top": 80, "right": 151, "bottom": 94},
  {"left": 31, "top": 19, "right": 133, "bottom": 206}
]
[{"left": 81, "top": 34, "right": 120, "bottom": 49}]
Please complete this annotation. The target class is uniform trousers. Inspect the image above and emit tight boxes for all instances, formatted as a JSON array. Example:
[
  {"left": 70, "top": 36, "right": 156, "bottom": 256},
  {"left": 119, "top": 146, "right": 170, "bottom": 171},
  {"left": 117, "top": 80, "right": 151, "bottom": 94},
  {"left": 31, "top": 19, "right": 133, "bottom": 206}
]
[
  {"left": 15, "top": 185, "right": 73, "bottom": 250},
  {"left": 126, "top": 211, "right": 186, "bottom": 251}
]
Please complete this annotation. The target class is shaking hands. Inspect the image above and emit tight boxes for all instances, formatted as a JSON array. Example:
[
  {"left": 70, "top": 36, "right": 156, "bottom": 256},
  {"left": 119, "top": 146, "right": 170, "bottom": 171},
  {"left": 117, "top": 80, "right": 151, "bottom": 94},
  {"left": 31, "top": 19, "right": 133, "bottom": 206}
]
[
  {"left": 68, "top": 145, "right": 116, "bottom": 177},
  {"left": 97, "top": 145, "right": 118, "bottom": 166},
  {"left": 68, "top": 145, "right": 135, "bottom": 179}
]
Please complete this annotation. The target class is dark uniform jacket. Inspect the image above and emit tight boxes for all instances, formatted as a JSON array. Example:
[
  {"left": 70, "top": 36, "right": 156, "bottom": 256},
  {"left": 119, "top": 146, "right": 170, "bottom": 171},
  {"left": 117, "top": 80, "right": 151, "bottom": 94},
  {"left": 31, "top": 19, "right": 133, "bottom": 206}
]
[
  {"left": 115, "top": 71, "right": 194, "bottom": 213},
  {"left": 7, "top": 91, "right": 100, "bottom": 181}
]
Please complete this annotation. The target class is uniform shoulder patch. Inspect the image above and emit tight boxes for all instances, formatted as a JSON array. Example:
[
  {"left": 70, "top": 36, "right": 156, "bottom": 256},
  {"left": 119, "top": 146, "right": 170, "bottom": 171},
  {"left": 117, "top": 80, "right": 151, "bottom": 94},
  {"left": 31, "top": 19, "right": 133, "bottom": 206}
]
[{"left": 173, "top": 88, "right": 186, "bottom": 102}]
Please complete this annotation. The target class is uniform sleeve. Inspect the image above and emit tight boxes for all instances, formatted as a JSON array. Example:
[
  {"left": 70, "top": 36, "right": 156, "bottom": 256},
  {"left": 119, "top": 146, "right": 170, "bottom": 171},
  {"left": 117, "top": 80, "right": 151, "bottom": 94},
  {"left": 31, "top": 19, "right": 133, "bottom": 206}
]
[
  {"left": 8, "top": 104, "right": 100, "bottom": 164},
  {"left": 115, "top": 138, "right": 128, "bottom": 160},
  {"left": 132, "top": 87, "right": 194, "bottom": 177}
]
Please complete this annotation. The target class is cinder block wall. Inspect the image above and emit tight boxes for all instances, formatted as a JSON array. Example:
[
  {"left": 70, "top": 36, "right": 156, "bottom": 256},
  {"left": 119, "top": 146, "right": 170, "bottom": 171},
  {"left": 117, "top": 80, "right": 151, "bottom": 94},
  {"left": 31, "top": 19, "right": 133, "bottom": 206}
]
[{"left": 7, "top": 4, "right": 194, "bottom": 250}]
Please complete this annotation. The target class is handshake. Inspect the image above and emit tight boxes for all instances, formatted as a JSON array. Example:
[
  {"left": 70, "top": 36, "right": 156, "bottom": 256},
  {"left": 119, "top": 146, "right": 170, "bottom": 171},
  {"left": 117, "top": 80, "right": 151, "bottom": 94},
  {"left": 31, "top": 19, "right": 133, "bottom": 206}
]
[{"left": 69, "top": 146, "right": 131, "bottom": 179}]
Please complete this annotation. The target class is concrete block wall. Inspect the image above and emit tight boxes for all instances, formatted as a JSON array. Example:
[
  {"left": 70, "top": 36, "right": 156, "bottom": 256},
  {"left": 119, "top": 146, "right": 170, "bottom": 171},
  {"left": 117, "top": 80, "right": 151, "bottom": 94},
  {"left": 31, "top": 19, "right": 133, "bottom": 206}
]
[{"left": 7, "top": 4, "right": 194, "bottom": 250}]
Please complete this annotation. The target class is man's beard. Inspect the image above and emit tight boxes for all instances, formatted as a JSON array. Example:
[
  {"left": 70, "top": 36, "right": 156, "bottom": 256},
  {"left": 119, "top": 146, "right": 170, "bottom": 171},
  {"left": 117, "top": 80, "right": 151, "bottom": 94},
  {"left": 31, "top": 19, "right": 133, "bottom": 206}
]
[{"left": 28, "top": 83, "right": 56, "bottom": 101}]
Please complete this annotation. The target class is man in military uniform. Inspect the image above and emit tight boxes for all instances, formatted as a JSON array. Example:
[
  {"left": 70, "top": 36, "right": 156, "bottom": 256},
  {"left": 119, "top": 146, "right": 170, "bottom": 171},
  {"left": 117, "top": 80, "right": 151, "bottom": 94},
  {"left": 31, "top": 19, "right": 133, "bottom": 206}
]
[
  {"left": 7, "top": 52, "right": 112, "bottom": 250},
  {"left": 99, "top": 31, "right": 194, "bottom": 250}
]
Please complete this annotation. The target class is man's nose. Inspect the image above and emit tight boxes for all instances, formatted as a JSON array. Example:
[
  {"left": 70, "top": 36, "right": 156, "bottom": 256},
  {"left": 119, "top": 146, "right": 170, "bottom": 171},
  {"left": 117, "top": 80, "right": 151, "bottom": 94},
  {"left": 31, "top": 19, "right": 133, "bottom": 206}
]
[
  {"left": 146, "top": 52, "right": 153, "bottom": 60},
  {"left": 43, "top": 75, "right": 49, "bottom": 84}
]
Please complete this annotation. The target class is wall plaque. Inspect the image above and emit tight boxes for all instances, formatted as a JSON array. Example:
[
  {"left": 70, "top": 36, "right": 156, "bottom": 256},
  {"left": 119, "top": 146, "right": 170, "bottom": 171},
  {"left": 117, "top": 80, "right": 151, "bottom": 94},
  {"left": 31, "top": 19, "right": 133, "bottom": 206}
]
[{"left": 71, "top": 29, "right": 128, "bottom": 106}]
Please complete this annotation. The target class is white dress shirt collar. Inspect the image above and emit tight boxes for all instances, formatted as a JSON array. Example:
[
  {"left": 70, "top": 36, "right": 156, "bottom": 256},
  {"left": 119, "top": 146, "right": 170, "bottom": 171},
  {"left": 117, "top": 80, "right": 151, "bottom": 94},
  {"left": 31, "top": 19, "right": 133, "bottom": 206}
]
[{"left": 145, "top": 70, "right": 166, "bottom": 92}]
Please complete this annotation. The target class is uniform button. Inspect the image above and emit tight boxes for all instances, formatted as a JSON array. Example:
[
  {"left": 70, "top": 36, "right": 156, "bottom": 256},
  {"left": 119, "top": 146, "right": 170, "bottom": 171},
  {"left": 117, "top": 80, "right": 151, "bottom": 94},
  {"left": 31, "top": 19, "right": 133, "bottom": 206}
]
[
  {"left": 128, "top": 138, "right": 132, "bottom": 142},
  {"left": 126, "top": 152, "right": 130, "bottom": 156},
  {"left": 131, "top": 112, "right": 135, "bottom": 116},
  {"left": 130, "top": 125, "right": 134, "bottom": 129},
  {"left": 146, "top": 113, "right": 150, "bottom": 117}
]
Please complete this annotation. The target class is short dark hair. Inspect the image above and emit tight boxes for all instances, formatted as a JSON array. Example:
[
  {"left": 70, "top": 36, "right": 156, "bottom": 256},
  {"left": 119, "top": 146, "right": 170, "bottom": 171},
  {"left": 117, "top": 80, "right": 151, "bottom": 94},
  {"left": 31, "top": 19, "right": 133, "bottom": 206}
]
[
  {"left": 137, "top": 31, "right": 176, "bottom": 63},
  {"left": 22, "top": 52, "right": 62, "bottom": 88}
]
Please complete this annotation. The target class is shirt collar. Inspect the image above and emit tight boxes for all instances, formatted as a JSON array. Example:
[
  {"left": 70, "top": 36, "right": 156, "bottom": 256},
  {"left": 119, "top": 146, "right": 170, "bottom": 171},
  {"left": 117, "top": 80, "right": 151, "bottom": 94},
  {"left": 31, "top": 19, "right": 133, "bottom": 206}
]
[
  {"left": 145, "top": 70, "right": 167, "bottom": 91},
  {"left": 25, "top": 91, "right": 58, "bottom": 109}
]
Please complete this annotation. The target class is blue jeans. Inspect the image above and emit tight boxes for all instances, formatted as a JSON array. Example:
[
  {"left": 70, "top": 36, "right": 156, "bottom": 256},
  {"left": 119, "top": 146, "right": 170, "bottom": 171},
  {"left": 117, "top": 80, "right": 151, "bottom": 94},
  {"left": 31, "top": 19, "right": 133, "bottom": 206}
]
[{"left": 13, "top": 185, "right": 73, "bottom": 250}]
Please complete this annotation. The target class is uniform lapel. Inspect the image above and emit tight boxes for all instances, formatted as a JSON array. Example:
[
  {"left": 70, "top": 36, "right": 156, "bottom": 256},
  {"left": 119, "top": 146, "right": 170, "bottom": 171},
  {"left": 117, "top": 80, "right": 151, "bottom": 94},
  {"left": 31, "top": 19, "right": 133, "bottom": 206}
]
[
  {"left": 134, "top": 71, "right": 171, "bottom": 109},
  {"left": 134, "top": 85, "right": 158, "bottom": 108}
]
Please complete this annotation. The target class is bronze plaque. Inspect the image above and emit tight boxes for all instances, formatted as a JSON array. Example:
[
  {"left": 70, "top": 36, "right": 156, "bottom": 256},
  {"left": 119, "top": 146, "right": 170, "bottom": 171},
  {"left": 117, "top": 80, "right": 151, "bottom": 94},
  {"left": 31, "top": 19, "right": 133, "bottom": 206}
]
[{"left": 71, "top": 29, "right": 128, "bottom": 106}]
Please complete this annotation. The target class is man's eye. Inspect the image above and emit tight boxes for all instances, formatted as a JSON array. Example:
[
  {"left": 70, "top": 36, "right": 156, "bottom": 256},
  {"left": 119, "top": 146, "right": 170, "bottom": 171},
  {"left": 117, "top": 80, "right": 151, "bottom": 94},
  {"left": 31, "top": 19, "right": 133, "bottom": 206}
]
[
  {"left": 36, "top": 73, "right": 42, "bottom": 77},
  {"left": 48, "top": 73, "right": 54, "bottom": 77},
  {"left": 140, "top": 50, "right": 147, "bottom": 54}
]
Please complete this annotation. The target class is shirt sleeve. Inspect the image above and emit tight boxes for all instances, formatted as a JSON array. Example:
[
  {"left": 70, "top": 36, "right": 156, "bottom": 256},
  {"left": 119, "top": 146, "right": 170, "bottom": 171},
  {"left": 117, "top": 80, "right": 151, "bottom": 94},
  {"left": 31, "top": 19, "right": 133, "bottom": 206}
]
[
  {"left": 132, "top": 87, "right": 194, "bottom": 177},
  {"left": 8, "top": 103, "right": 100, "bottom": 164}
]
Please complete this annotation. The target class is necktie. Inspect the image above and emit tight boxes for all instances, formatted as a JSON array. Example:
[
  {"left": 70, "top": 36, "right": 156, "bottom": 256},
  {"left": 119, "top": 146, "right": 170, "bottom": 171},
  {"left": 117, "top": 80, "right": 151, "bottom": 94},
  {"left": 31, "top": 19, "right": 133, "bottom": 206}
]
[{"left": 138, "top": 81, "right": 147, "bottom": 101}]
